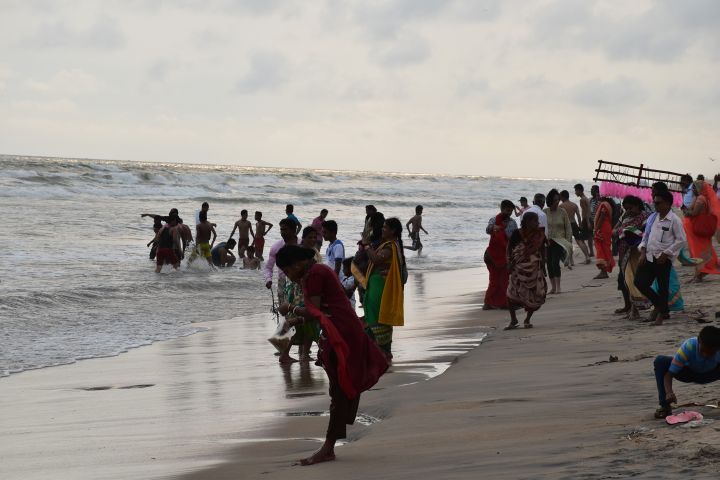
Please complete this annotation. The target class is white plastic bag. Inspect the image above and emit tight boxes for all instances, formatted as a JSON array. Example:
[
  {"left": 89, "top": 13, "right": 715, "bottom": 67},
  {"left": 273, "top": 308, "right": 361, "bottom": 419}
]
[{"left": 267, "top": 321, "right": 296, "bottom": 353}]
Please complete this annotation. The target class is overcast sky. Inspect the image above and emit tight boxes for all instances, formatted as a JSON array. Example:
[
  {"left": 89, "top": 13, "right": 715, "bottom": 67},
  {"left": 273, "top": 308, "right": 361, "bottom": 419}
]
[{"left": 1, "top": 0, "right": 718, "bottom": 178}]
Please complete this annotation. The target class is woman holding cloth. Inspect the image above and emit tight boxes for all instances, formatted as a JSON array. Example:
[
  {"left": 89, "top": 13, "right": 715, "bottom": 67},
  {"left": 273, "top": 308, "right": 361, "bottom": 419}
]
[
  {"left": 360, "top": 218, "right": 406, "bottom": 360},
  {"left": 593, "top": 196, "right": 616, "bottom": 279},
  {"left": 276, "top": 245, "right": 388, "bottom": 466}
]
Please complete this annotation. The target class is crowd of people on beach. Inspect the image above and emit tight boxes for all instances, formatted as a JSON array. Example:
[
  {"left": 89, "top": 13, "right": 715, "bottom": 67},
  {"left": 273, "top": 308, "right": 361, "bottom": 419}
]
[
  {"left": 484, "top": 173, "right": 720, "bottom": 421},
  {"left": 142, "top": 202, "right": 429, "bottom": 465}
]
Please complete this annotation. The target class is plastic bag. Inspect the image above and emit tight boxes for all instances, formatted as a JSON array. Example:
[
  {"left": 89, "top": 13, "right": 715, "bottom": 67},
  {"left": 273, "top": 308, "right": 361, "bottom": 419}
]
[{"left": 267, "top": 321, "right": 295, "bottom": 353}]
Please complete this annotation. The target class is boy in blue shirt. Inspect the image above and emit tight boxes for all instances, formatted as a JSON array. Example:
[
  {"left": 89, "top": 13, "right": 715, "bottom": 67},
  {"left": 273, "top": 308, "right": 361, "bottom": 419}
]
[{"left": 653, "top": 326, "right": 720, "bottom": 418}]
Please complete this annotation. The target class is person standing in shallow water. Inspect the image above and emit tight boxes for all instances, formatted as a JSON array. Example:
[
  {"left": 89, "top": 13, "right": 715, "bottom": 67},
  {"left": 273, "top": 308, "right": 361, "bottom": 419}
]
[
  {"left": 276, "top": 245, "right": 388, "bottom": 466},
  {"left": 483, "top": 200, "right": 517, "bottom": 310},
  {"left": 405, "top": 205, "right": 428, "bottom": 254},
  {"left": 505, "top": 212, "right": 547, "bottom": 329},
  {"left": 362, "top": 218, "right": 406, "bottom": 360}
]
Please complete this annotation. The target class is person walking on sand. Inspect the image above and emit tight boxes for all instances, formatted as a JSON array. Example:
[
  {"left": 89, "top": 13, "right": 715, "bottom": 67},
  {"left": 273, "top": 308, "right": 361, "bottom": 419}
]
[
  {"left": 574, "top": 184, "right": 595, "bottom": 257},
  {"left": 286, "top": 204, "right": 302, "bottom": 235},
  {"left": 560, "top": 190, "right": 591, "bottom": 265},
  {"left": 275, "top": 245, "right": 388, "bottom": 466},
  {"left": 483, "top": 200, "right": 517, "bottom": 310},
  {"left": 634, "top": 190, "right": 686, "bottom": 326},
  {"left": 229, "top": 209, "right": 254, "bottom": 258},
  {"left": 543, "top": 189, "right": 573, "bottom": 294},
  {"left": 405, "top": 205, "right": 428, "bottom": 254},
  {"left": 652, "top": 326, "right": 720, "bottom": 419},
  {"left": 593, "top": 196, "right": 616, "bottom": 279},
  {"left": 253, "top": 211, "right": 273, "bottom": 261},
  {"left": 505, "top": 212, "right": 547, "bottom": 330},
  {"left": 683, "top": 179, "right": 720, "bottom": 282},
  {"left": 614, "top": 195, "right": 648, "bottom": 319},
  {"left": 311, "top": 209, "right": 328, "bottom": 251}
]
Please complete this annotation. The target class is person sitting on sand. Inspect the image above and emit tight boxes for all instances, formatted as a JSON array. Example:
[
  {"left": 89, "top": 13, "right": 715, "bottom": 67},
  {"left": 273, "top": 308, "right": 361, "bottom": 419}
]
[
  {"left": 242, "top": 246, "right": 261, "bottom": 270},
  {"left": 653, "top": 325, "right": 720, "bottom": 419},
  {"left": 211, "top": 238, "right": 236, "bottom": 268},
  {"left": 275, "top": 245, "right": 388, "bottom": 466},
  {"left": 543, "top": 189, "right": 573, "bottom": 294},
  {"left": 505, "top": 212, "right": 547, "bottom": 330},
  {"left": 634, "top": 190, "right": 686, "bottom": 326},
  {"left": 483, "top": 200, "right": 517, "bottom": 310},
  {"left": 593, "top": 196, "right": 616, "bottom": 279}
]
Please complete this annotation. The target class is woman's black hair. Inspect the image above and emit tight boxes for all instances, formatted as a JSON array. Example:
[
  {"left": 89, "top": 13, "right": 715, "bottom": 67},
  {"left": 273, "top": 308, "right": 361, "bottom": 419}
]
[
  {"left": 369, "top": 211, "right": 385, "bottom": 244},
  {"left": 699, "top": 326, "right": 720, "bottom": 350},
  {"left": 500, "top": 199, "right": 515, "bottom": 210},
  {"left": 276, "top": 245, "right": 316, "bottom": 268},
  {"left": 385, "top": 217, "right": 406, "bottom": 267},
  {"left": 302, "top": 226, "right": 317, "bottom": 239},
  {"left": 622, "top": 195, "right": 644, "bottom": 210},
  {"left": 546, "top": 189, "right": 560, "bottom": 205},
  {"left": 520, "top": 211, "right": 538, "bottom": 229}
]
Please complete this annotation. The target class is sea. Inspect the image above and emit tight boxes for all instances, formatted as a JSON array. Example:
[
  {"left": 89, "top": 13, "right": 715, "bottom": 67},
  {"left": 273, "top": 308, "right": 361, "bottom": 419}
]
[{"left": 0, "top": 154, "right": 583, "bottom": 378}]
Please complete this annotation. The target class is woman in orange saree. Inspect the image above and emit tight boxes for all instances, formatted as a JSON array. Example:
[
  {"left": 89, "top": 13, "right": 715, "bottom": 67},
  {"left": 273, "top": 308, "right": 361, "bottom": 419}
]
[
  {"left": 684, "top": 180, "right": 720, "bottom": 282},
  {"left": 593, "top": 197, "right": 616, "bottom": 279}
]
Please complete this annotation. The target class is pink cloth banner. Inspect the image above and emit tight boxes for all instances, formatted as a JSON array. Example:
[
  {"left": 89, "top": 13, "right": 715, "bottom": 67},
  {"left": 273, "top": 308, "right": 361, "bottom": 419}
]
[{"left": 600, "top": 182, "right": 683, "bottom": 208}]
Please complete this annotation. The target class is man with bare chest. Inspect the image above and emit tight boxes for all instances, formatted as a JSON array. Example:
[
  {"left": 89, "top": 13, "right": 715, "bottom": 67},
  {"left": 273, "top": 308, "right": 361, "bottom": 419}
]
[
  {"left": 561, "top": 190, "right": 591, "bottom": 265},
  {"left": 229, "top": 209, "right": 254, "bottom": 258},
  {"left": 574, "top": 184, "right": 595, "bottom": 257}
]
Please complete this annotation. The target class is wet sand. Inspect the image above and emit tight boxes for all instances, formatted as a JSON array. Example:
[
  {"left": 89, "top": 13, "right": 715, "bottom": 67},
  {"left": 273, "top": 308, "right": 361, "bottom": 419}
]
[
  {"left": 178, "top": 257, "right": 720, "bottom": 479},
  {"left": 0, "top": 267, "right": 488, "bottom": 480}
]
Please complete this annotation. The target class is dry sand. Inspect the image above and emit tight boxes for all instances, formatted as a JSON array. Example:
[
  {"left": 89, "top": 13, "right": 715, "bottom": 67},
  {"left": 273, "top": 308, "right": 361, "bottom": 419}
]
[
  {"left": 3, "top": 259, "right": 720, "bottom": 480},
  {"left": 179, "top": 258, "right": 720, "bottom": 480}
]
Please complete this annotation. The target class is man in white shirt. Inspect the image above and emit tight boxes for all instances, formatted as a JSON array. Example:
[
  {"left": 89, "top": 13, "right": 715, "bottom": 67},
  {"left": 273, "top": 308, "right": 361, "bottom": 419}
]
[
  {"left": 521, "top": 193, "right": 548, "bottom": 232},
  {"left": 634, "top": 190, "right": 687, "bottom": 325},
  {"left": 322, "top": 220, "right": 344, "bottom": 276}
]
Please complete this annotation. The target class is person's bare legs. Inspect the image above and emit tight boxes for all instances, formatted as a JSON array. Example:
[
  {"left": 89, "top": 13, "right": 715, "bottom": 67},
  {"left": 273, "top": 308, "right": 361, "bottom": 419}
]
[
  {"left": 548, "top": 277, "right": 558, "bottom": 294},
  {"left": 279, "top": 343, "right": 297, "bottom": 364},
  {"left": 576, "top": 239, "right": 591, "bottom": 263},
  {"left": 593, "top": 266, "right": 609, "bottom": 279},
  {"left": 523, "top": 310, "right": 534, "bottom": 328}
]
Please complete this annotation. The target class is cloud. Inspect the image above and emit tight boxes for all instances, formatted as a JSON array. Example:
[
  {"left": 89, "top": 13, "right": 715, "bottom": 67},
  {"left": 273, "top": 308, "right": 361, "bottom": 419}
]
[
  {"left": 570, "top": 76, "right": 647, "bottom": 111},
  {"left": 370, "top": 31, "right": 430, "bottom": 67},
  {"left": 25, "top": 69, "right": 100, "bottom": 95},
  {"left": 235, "top": 52, "right": 289, "bottom": 94},
  {"left": 23, "top": 17, "right": 125, "bottom": 50}
]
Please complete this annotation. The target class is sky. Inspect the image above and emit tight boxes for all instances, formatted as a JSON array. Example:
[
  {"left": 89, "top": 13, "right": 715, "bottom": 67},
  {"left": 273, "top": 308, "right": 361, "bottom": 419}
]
[{"left": 1, "top": 0, "right": 718, "bottom": 179}]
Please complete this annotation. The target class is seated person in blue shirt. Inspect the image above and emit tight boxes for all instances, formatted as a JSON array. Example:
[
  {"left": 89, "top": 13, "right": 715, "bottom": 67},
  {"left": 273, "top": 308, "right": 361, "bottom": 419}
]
[
  {"left": 653, "top": 326, "right": 720, "bottom": 418},
  {"left": 211, "top": 238, "right": 237, "bottom": 268}
]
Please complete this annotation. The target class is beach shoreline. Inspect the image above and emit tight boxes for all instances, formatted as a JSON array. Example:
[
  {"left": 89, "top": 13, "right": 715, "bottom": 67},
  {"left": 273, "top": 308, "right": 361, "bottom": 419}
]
[{"left": 177, "top": 257, "right": 720, "bottom": 479}]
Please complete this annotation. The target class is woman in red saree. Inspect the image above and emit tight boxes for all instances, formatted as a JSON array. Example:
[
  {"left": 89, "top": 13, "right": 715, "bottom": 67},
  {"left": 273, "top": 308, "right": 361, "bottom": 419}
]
[
  {"left": 276, "top": 245, "right": 388, "bottom": 466},
  {"left": 483, "top": 200, "right": 518, "bottom": 309},
  {"left": 593, "top": 197, "right": 616, "bottom": 279},
  {"left": 684, "top": 180, "right": 720, "bottom": 282}
]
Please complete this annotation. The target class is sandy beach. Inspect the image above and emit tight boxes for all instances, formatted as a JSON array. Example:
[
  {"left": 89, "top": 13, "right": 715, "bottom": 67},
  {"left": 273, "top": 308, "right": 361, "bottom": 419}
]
[
  {"left": 179, "top": 256, "right": 720, "bottom": 479},
  {"left": 3, "top": 257, "right": 720, "bottom": 479}
]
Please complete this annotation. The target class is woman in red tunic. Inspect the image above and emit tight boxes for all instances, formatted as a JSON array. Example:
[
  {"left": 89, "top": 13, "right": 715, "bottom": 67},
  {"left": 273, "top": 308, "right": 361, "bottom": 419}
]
[
  {"left": 276, "top": 245, "right": 388, "bottom": 466},
  {"left": 684, "top": 180, "right": 720, "bottom": 282},
  {"left": 593, "top": 197, "right": 616, "bottom": 279},
  {"left": 483, "top": 200, "right": 518, "bottom": 309}
]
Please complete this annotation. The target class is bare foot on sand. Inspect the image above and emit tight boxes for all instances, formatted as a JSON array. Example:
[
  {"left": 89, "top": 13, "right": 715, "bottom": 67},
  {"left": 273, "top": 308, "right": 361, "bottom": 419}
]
[
  {"left": 297, "top": 449, "right": 336, "bottom": 466},
  {"left": 279, "top": 355, "right": 298, "bottom": 364},
  {"left": 593, "top": 272, "right": 609, "bottom": 279}
]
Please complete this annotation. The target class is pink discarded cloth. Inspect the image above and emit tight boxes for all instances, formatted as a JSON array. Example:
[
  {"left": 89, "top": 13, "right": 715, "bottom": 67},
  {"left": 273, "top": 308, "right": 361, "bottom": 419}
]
[{"left": 666, "top": 411, "right": 703, "bottom": 425}]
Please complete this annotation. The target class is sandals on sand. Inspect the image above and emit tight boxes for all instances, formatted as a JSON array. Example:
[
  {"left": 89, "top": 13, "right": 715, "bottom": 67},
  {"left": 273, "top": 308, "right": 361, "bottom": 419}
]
[{"left": 504, "top": 323, "right": 519, "bottom": 330}]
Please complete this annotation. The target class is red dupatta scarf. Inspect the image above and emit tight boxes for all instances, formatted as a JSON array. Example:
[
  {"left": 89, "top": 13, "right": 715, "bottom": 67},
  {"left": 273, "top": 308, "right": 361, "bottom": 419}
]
[{"left": 487, "top": 214, "right": 510, "bottom": 267}]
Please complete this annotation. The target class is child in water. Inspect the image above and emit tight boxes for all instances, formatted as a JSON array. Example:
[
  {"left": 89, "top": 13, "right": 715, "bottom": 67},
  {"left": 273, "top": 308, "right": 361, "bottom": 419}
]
[{"left": 243, "top": 246, "right": 261, "bottom": 270}]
